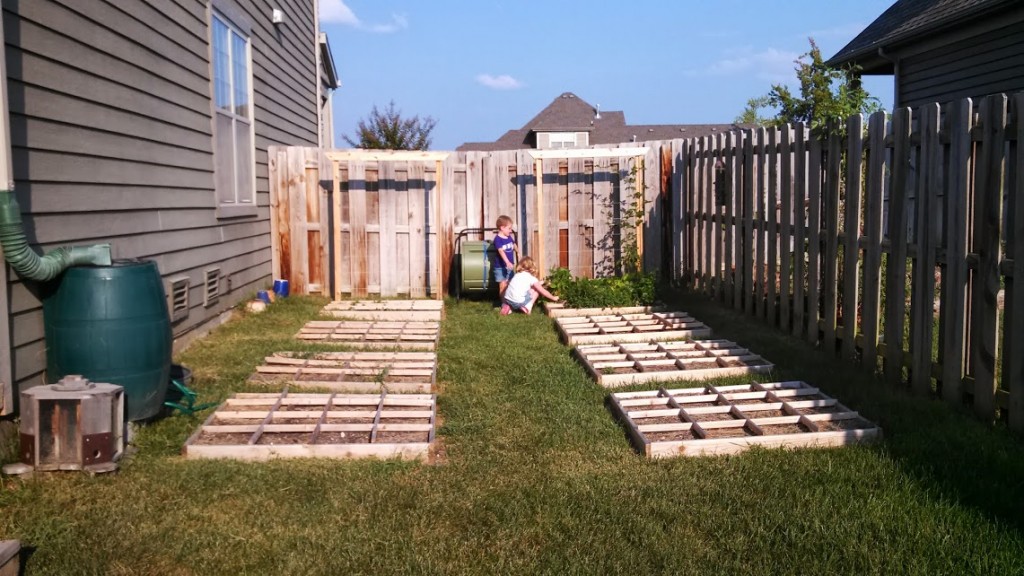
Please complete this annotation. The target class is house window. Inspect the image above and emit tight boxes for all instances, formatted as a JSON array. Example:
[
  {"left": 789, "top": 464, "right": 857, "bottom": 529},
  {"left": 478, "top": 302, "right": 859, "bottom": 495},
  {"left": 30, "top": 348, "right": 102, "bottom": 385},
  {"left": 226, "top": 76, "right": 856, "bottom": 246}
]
[
  {"left": 211, "top": 9, "right": 255, "bottom": 217},
  {"left": 547, "top": 132, "right": 578, "bottom": 149}
]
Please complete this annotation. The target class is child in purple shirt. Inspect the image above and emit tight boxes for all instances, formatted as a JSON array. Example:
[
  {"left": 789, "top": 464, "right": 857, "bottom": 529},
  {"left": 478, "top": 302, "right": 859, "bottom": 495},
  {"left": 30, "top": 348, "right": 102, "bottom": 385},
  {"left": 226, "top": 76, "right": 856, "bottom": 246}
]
[{"left": 492, "top": 215, "right": 519, "bottom": 299}]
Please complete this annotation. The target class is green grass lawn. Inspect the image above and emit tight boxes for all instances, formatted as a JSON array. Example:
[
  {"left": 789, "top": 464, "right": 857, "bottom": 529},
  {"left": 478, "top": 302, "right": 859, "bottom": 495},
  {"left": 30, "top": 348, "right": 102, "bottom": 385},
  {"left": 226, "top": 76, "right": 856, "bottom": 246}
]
[{"left": 1, "top": 290, "right": 1023, "bottom": 575}]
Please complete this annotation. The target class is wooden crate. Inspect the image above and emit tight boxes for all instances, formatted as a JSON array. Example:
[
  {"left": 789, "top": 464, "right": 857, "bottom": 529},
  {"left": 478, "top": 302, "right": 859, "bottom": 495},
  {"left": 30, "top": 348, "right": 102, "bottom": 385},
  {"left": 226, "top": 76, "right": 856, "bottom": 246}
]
[
  {"left": 0, "top": 541, "right": 19, "bottom": 576},
  {"left": 322, "top": 299, "right": 444, "bottom": 321},
  {"left": 609, "top": 381, "right": 882, "bottom": 457},
  {"left": 183, "top": 391, "right": 436, "bottom": 461},
  {"left": 249, "top": 351, "right": 436, "bottom": 393},
  {"left": 556, "top": 311, "right": 712, "bottom": 345},
  {"left": 543, "top": 302, "right": 667, "bottom": 318},
  {"left": 575, "top": 339, "right": 773, "bottom": 387},
  {"left": 296, "top": 320, "right": 439, "bottom": 350}
]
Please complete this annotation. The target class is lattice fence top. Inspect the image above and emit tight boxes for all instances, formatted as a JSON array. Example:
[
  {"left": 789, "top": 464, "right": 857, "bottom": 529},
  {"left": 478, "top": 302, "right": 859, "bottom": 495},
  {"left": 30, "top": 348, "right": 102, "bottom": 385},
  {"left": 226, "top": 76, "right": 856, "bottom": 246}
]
[
  {"left": 575, "top": 339, "right": 773, "bottom": 387},
  {"left": 556, "top": 311, "right": 712, "bottom": 345},
  {"left": 183, "top": 391, "right": 436, "bottom": 461},
  {"left": 249, "top": 351, "right": 437, "bottom": 393},
  {"left": 322, "top": 300, "right": 444, "bottom": 321},
  {"left": 296, "top": 320, "right": 440, "bottom": 350},
  {"left": 609, "top": 381, "right": 881, "bottom": 457}
]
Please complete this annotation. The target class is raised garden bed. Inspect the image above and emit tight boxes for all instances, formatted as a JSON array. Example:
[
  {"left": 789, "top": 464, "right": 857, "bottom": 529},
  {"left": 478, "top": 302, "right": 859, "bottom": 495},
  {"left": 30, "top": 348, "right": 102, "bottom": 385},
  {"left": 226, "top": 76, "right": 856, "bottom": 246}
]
[
  {"left": 555, "top": 311, "right": 712, "bottom": 346},
  {"left": 542, "top": 302, "right": 667, "bottom": 318},
  {"left": 321, "top": 299, "right": 444, "bottom": 322},
  {"left": 183, "top": 391, "right": 436, "bottom": 461},
  {"left": 609, "top": 381, "right": 882, "bottom": 457},
  {"left": 249, "top": 351, "right": 436, "bottom": 393},
  {"left": 576, "top": 339, "right": 773, "bottom": 387},
  {"left": 296, "top": 320, "right": 440, "bottom": 350}
]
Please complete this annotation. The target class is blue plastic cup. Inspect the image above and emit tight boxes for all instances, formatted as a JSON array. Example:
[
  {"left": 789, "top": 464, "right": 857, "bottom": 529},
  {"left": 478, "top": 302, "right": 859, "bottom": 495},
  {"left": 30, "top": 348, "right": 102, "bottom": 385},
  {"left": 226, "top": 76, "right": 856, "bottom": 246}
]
[
  {"left": 273, "top": 279, "right": 289, "bottom": 297},
  {"left": 257, "top": 290, "right": 272, "bottom": 304}
]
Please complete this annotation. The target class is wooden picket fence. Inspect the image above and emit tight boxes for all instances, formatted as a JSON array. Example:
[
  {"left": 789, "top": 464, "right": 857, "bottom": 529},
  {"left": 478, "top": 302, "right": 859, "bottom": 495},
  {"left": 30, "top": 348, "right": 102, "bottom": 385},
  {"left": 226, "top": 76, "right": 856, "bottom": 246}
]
[
  {"left": 680, "top": 92, "right": 1023, "bottom": 429},
  {"left": 269, "top": 91, "right": 1023, "bottom": 428}
]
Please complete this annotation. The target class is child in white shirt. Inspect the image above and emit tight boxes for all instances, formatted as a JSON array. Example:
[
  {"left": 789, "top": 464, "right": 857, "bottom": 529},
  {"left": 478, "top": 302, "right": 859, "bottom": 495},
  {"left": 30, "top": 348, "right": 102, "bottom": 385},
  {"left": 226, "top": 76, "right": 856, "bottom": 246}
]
[{"left": 501, "top": 256, "right": 559, "bottom": 315}]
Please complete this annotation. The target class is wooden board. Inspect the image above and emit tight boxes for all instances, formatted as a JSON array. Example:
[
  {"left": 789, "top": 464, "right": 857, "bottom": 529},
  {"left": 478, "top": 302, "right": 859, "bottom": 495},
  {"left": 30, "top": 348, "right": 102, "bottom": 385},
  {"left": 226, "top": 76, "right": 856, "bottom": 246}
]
[
  {"left": 542, "top": 302, "right": 667, "bottom": 318},
  {"left": 296, "top": 320, "right": 439, "bottom": 350},
  {"left": 321, "top": 299, "right": 444, "bottom": 321},
  {"left": 249, "top": 351, "right": 437, "bottom": 393},
  {"left": 608, "top": 381, "right": 882, "bottom": 457},
  {"left": 575, "top": 339, "right": 773, "bottom": 388},
  {"left": 555, "top": 311, "right": 712, "bottom": 346},
  {"left": 183, "top": 392, "right": 436, "bottom": 461}
]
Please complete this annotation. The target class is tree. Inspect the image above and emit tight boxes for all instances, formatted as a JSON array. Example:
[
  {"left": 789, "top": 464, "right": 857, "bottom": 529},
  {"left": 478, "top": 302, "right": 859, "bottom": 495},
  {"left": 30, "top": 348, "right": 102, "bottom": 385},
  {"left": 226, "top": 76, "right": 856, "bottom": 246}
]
[
  {"left": 343, "top": 101, "right": 437, "bottom": 150},
  {"left": 734, "top": 95, "right": 773, "bottom": 126},
  {"left": 765, "top": 39, "right": 881, "bottom": 137}
]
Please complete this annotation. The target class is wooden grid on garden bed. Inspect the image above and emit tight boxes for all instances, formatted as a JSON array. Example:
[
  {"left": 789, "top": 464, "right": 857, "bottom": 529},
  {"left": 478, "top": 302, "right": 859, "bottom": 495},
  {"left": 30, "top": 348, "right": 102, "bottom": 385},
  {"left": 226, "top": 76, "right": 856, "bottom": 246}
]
[
  {"left": 576, "top": 339, "right": 773, "bottom": 387},
  {"left": 555, "top": 311, "right": 712, "bottom": 345},
  {"left": 249, "top": 351, "right": 436, "bottom": 393},
  {"left": 542, "top": 302, "right": 667, "bottom": 318},
  {"left": 296, "top": 320, "right": 439, "bottom": 349},
  {"left": 322, "top": 300, "right": 444, "bottom": 321},
  {"left": 609, "top": 381, "right": 882, "bottom": 457},
  {"left": 183, "top": 391, "right": 436, "bottom": 461}
]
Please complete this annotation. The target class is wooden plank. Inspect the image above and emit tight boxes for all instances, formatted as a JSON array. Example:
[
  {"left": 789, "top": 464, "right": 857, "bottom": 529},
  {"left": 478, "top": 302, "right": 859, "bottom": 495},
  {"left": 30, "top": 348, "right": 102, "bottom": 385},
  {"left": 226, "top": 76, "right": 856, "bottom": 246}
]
[
  {"left": 725, "top": 132, "right": 738, "bottom": 307},
  {"left": 910, "top": 103, "right": 941, "bottom": 394},
  {"left": 249, "top": 351, "right": 437, "bottom": 393},
  {"left": 670, "top": 140, "right": 685, "bottom": 282},
  {"left": 754, "top": 127, "right": 767, "bottom": 317},
  {"left": 297, "top": 320, "right": 440, "bottom": 350},
  {"left": 408, "top": 162, "right": 427, "bottom": 298},
  {"left": 348, "top": 162, "right": 368, "bottom": 297},
  {"left": 377, "top": 161, "right": 397, "bottom": 297},
  {"left": 863, "top": 111, "right": 890, "bottom": 370},
  {"left": 0, "top": 540, "right": 20, "bottom": 576},
  {"left": 822, "top": 128, "right": 842, "bottom": 354},
  {"left": 841, "top": 114, "right": 864, "bottom": 361},
  {"left": 713, "top": 134, "right": 725, "bottom": 302},
  {"left": 1009, "top": 93, "right": 1024, "bottom": 431},
  {"left": 779, "top": 125, "right": 793, "bottom": 332},
  {"left": 970, "top": 94, "right": 1007, "bottom": 419},
  {"left": 569, "top": 157, "right": 589, "bottom": 277},
  {"left": 322, "top": 299, "right": 443, "bottom": 321},
  {"left": 592, "top": 157, "right": 612, "bottom": 276},
  {"left": 332, "top": 160, "right": 343, "bottom": 300},
  {"left": 270, "top": 146, "right": 289, "bottom": 291},
  {"left": 527, "top": 146, "right": 650, "bottom": 159},
  {"left": 288, "top": 148, "right": 310, "bottom": 296},
  {"left": 767, "top": 127, "right": 779, "bottom": 324},
  {"left": 556, "top": 311, "right": 712, "bottom": 346},
  {"left": 885, "top": 108, "right": 913, "bottom": 386},
  {"left": 306, "top": 148, "right": 327, "bottom": 294},
  {"left": 806, "top": 136, "right": 823, "bottom": 344},
  {"left": 326, "top": 150, "right": 449, "bottom": 162},
  {"left": 427, "top": 162, "right": 440, "bottom": 298},
  {"left": 744, "top": 130, "right": 757, "bottom": 314},
  {"left": 702, "top": 136, "right": 714, "bottom": 294},
  {"left": 793, "top": 124, "right": 807, "bottom": 339},
  {"left": 579, "top": 340, "right": 773, "bottom": 388}
]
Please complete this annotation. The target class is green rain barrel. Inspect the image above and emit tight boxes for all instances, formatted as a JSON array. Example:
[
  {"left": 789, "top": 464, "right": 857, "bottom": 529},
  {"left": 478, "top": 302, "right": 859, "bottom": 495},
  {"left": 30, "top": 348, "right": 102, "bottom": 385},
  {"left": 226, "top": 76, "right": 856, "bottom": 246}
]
[
  {"left": 43, "top": 259, "right": 173, "bottom": 421},
  {"left": 460, "top": 240, "right": 493, "bottom": 294}
]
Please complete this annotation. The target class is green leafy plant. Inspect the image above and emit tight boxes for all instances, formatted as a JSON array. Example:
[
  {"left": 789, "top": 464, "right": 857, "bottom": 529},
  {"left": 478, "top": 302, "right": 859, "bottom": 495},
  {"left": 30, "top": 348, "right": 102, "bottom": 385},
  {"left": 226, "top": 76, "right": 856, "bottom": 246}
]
[{"left": 547, "top": 267, "right": 657, "bottom": 308}]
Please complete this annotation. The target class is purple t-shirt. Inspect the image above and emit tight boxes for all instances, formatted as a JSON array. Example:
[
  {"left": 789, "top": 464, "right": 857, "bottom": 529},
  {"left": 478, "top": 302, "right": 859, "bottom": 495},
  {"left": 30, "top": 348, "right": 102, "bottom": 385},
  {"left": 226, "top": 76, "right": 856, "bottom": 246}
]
[{"left": 493, "top": 234, "right": 516, "bottom": 272}]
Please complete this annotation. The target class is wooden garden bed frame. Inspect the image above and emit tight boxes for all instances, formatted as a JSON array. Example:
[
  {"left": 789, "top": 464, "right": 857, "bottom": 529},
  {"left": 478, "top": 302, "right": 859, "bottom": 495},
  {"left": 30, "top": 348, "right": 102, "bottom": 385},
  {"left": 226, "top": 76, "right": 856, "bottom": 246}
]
[
  {"left": 321, "top": 300, "right": 444, "bottom": 322},
  {"left": 555, "top": 312, "right": 712, "bottom": 346},
  {"left": 183, "top": 391, "right": 436, "bottom": 461},
  {"left": 296, "top": 320, "right": 440, "bottom": 350},
  {"left": 609, "top": 381, "right": 882, "bottom": 457},
  {"left": 575, "top": 339, "right": 773, "bottom": 387},
  {"left": 542, "top": 302, "right": 667, "bottom": 318},
  {"left": 249, "top": 351, "right": 436, "bottom": 393}
]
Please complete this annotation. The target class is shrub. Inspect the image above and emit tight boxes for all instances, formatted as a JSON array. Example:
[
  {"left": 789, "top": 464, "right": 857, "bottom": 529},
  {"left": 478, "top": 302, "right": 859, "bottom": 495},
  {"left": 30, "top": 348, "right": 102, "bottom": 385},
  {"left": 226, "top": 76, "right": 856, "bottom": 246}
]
[{"left": 546, "top": 267, "right": 657, "bottom": 308}]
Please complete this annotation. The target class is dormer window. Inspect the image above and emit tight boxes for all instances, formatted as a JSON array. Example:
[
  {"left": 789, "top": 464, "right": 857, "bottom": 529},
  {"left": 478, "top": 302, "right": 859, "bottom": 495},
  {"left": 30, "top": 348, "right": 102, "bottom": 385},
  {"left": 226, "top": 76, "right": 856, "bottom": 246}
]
[{"left": 546, "top": 132, "right": 578, "bottom": 149}]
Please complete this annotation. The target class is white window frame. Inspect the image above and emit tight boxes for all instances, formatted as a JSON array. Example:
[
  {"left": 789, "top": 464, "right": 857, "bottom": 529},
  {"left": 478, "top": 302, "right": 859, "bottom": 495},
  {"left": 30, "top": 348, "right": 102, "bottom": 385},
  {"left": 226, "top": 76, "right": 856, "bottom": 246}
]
[
  {"left": 546, "top": 132, "right": 578, "bottom": 149},
  {"left": 210, "top": 1, "right": 257, "bottom": 218}
]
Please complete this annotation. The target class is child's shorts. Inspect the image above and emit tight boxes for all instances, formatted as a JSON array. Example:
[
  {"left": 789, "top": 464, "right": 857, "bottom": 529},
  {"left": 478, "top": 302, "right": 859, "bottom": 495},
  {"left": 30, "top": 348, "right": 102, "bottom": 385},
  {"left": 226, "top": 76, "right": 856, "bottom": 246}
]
[
  {"left": 505, "top": 292, "right": 534, "bottom": 311},
  {"left": 494, "top": 266, "right": 514, "bottom": 283}
]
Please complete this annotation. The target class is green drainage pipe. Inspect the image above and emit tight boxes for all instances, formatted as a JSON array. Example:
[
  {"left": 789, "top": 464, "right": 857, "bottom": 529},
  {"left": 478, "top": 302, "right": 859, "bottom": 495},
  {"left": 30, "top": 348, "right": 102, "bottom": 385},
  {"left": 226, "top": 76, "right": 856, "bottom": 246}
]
[{"left": 0, "top": 189, "right": 111, "bottom": 280}]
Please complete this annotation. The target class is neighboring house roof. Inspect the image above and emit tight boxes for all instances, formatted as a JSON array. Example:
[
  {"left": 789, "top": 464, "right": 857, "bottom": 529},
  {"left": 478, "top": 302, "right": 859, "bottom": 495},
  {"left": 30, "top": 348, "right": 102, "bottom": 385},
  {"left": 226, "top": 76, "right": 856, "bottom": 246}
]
[
  {"left": 319, "top": 33, "right": 340, "bottom": 89},
  {"left": 826, "top": 0, "right": 1017, "bottom": 73},
  {"left": 458, "top": 92, "right": 749, "bottom": 151}
]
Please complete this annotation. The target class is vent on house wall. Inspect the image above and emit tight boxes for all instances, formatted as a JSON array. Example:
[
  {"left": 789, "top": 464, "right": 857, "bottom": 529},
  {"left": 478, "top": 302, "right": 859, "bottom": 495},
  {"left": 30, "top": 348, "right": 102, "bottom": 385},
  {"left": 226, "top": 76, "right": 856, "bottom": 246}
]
[
  {"left": 169, "top": 277, "right": 189, "bottom": 322},
  {"left": 204, "top": 268, "right": 221, "bottom": 307}
]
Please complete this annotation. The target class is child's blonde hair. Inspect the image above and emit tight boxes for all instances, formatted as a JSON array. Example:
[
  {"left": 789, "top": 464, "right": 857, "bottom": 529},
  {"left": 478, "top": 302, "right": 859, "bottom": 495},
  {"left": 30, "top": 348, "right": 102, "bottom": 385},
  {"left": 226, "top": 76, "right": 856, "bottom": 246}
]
[
  {"left": 515, "top": 256, "right": 537, "bottom": 274},
  {"left": 496, "top": 215, "right": 513, "bottom": 228}
]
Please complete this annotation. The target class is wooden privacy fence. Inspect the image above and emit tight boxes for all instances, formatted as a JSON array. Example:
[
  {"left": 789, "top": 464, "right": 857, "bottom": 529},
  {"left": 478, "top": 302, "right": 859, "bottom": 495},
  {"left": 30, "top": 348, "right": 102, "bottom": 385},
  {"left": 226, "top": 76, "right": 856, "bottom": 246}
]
[
  {"left": 679, "top": 92, "right": 1023, "bottom": 429},
  {"left": 269, "top": 146, "right": 659, "bottom": 299}
]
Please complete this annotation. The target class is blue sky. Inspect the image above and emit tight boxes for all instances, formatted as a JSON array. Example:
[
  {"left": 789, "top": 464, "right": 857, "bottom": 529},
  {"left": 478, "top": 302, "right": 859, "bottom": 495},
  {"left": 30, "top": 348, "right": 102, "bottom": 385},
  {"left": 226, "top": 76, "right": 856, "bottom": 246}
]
[{"left": 320, "top": 0, "right": 896, "bottom": 150}]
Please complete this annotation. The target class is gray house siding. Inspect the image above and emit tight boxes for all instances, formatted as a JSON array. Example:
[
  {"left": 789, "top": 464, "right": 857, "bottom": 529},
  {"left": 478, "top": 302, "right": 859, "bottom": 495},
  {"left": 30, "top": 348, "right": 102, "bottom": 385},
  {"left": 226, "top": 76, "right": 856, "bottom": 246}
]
[
  {"left": 3, "top": 0, "right": 320, "bottom": 392},
  {"left": 898, "top": 15, "right": 1024, "bottom": 107}
]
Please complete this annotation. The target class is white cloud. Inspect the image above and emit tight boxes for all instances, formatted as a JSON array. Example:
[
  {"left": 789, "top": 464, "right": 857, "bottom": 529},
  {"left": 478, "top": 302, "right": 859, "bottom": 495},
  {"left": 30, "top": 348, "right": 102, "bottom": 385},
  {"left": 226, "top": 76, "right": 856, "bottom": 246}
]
[
  {"left": 705, "top": 47, "right": 801, "bottom": 83},
  {"left": 319, "top": 0, "right": 407, "bottom": 33},
  {"left": 319, "top": 0, "right": 359, "bottom": 25},
  {"left": 476, "top": 74, "right": 523, "bottom": 90}
]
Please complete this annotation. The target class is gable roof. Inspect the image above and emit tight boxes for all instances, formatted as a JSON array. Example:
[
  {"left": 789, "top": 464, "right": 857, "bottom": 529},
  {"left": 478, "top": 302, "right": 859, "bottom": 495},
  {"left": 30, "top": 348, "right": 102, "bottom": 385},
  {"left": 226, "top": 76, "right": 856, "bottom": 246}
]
[
  {"left": 458, "top": 92, "right": 748, "bottom": 151},
  {"left": 826, "top": 0, "right": 1016, "bottom": 72}
]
